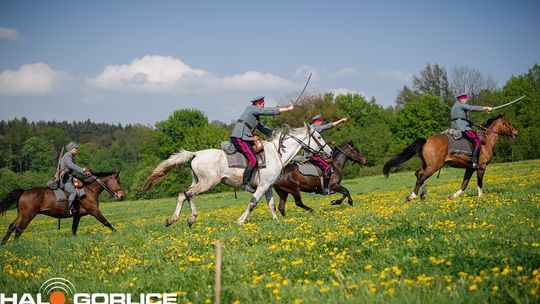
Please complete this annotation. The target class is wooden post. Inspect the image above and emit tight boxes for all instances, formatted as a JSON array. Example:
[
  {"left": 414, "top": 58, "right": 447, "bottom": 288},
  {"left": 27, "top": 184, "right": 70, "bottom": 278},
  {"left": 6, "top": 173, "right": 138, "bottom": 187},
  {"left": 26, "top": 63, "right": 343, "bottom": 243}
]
[{"left": 213, "top": 240, "right": 222, "bottom": 304}]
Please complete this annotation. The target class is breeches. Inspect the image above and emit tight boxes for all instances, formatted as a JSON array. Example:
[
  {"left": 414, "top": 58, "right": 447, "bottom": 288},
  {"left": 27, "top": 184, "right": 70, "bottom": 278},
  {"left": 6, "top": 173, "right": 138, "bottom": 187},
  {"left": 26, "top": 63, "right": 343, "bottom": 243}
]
[
  {"left": 309, "top": 155, "right": 330, "bottom": 172},
  {"left": 231, "top": 137, "right": 258, "bottom": 167},
  {"left": 463, "top": 130, "right": 481, "bottom": 149}
]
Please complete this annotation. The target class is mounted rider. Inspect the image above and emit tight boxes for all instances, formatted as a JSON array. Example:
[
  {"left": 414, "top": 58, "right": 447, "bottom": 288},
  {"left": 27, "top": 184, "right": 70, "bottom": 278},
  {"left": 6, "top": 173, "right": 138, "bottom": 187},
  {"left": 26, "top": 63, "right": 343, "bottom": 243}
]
[
  {"left": 450, "top": 93, "right": 492, "bottom": 169},
  {"left": 59, "top": 141, "right": 92, "bottom": 215},
  {"left": 307, "top": 114, "right": 347, "bottom": 195},
  {"left": 231, "top": 96, "right": 294, "bottom": 193}
]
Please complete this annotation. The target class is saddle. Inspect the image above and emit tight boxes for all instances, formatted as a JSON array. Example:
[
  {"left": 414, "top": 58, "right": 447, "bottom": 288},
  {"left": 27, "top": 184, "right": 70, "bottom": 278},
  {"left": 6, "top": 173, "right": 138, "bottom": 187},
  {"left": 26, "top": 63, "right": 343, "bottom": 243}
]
[
  {"left": 221, "top": 141, "right": 267, "bottom": 168},
  {"left": 46, "top": 177, "right": 85, "bottom": 203},
  {"left": 443, "top": 129, "right": 486, "bottom": 156},
  {"left": 291, "top": 156, "right": 321, "bottom": 177}
]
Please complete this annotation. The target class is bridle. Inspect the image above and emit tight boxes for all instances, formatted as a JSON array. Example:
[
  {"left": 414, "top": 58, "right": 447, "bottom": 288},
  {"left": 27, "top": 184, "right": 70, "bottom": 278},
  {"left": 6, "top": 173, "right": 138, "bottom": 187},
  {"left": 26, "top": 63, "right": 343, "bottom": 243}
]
[
  {"left": 91, "top": 175, "right": 122, "bottom": 200},
  {"left": 277, "top": 126, "right": 330, "bottom": 158},
  {"left": 333, "top": 143, "right": 364, "bottom": 162}
]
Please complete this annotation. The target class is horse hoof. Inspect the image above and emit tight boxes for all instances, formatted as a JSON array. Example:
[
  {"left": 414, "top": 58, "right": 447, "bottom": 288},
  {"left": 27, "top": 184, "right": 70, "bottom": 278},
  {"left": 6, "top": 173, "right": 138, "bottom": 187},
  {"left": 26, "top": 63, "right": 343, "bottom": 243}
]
[
  {"left": 165, "top": 219, "right": 173, "bottom": 227},
  {"left": 187, "top": 216, "right": 195, "bottom": 227}
]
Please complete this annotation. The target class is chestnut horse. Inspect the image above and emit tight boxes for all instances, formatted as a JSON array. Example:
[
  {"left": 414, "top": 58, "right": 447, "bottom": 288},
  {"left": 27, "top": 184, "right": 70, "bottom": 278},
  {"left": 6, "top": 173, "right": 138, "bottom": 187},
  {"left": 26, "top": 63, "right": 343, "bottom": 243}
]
[
  {"left": 274, "top": 141, "right": 367, "bottom": 216},
  {"left": 0, "top": 172, "right": 124, "bottom": 244},
  {"left": 383, "top": 114, "right": 518, "bottom": 202}
]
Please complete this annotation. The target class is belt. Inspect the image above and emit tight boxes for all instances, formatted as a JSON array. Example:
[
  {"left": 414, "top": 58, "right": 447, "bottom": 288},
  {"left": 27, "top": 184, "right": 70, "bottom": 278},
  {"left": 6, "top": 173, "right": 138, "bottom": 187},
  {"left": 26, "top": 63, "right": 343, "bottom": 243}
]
[{"left": 238, "top": 119, "right": 256, "bottom": 131}]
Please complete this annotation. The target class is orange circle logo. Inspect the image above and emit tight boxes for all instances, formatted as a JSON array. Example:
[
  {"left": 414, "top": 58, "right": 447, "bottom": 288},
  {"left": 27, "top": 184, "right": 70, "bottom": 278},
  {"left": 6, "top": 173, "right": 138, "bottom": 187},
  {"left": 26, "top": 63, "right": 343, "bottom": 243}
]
[{"left": 49, "top": 291, "right": 66, "bottom": 304}]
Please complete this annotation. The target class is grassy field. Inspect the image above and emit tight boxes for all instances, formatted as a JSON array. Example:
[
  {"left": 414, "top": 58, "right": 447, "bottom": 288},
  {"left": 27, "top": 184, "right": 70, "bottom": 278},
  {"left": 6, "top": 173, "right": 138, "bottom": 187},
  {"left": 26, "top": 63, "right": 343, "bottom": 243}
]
[{"left": 1, "top": 160, "right": 539, "bottom": 303}]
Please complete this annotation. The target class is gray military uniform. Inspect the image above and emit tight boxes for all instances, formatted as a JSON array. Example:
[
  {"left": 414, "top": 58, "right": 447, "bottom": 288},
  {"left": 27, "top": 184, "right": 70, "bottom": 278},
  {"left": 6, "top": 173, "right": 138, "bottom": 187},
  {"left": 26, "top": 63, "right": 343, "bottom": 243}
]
[
  {"left": 60, "top": 151, "right": 86, "bottom": 201},
  {"left": 450, "top": 101, "right": 485, "bottom": 132},
  {"left": 303, "top": 123, "right": 334, "bottom": 158},
  {"left": 230, "top": 105, "right": 281, "bottom": 140}
]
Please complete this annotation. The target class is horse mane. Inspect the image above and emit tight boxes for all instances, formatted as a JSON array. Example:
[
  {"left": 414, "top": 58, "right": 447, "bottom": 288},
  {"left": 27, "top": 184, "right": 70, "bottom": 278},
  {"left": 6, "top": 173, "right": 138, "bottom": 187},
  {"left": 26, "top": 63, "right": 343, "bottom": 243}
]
[
  {"left": 82, "top": 171, "right": 118, "bottom": 185},
  {"left": 482, "top": 113, "right": 505, "bottom": 128}
]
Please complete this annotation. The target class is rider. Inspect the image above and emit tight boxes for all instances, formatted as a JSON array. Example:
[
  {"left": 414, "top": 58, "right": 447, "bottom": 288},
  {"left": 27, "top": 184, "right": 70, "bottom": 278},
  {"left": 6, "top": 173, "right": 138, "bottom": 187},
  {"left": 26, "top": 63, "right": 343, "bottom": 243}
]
[
  {"left": 451, "top": 93, "right": 493, "bottom": 169},
  {"left": 60, "top": 141, "right": 92, "bottom": 215},
  {"left": 231, "top": 96, "right": 294, "bottom": 193},
  {"left": 307, "top": 114, "right": 347, "bottom": 195}
]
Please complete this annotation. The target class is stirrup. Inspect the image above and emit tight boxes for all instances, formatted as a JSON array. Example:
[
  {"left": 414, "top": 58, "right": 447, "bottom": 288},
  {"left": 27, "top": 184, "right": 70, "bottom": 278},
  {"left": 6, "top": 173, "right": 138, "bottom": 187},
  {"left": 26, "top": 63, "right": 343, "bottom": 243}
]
[{"left": 321, "top": 188, "right": 330, "bottom": 195}]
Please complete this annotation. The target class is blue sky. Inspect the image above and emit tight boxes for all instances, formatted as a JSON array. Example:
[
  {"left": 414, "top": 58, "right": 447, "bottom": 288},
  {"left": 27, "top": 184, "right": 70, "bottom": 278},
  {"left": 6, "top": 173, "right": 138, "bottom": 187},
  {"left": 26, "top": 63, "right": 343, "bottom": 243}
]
[{"left": 1, "top": 0, "right": 539, "bottom": 125}]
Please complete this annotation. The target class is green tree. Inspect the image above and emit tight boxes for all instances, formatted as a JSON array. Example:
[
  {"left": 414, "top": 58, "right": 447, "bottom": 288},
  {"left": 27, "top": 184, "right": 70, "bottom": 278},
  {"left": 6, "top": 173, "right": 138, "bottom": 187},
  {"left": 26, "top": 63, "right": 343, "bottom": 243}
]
[{"left": 21, "top": 137, "right": 54, "bottom": 172}]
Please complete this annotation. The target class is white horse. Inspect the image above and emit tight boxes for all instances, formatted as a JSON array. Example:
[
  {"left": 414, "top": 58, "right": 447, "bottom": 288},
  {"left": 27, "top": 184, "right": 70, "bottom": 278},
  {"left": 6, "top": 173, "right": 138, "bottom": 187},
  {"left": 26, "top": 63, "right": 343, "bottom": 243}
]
[{"left": 142, "top": 123, "right": 333, "bottom": 226}]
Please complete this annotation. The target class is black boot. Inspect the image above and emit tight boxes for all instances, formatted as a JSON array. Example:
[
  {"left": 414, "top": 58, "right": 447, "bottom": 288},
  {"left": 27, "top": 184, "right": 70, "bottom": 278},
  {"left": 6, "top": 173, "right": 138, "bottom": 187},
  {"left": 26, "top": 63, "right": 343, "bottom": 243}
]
[
  {"left": 471, "top": 147, "right": 484, "bottom": 169},
  {"left": 68, "top": 199, "right": 79, "bottom": 215},
  {"left": 241, "top": 166, "right": 256, "bottom": 193}
]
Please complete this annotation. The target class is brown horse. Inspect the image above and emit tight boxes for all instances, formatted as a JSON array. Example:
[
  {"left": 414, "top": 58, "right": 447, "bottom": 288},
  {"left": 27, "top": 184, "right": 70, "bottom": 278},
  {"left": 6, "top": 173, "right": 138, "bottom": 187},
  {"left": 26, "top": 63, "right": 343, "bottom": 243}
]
[
  {"left": 0, "top": 172, "right": 124, "bottom": 244},
  {"left": 383, "top": 114, "right": 518, "bottom": 202},
  {"left": 274, "top": 141, "right": 367, "bottom": 216}
]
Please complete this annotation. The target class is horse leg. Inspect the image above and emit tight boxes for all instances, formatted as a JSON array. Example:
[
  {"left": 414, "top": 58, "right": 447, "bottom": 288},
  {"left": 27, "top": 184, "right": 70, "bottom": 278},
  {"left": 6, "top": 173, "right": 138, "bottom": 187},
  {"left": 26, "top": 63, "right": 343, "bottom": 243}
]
[
  {"left": 1, "top": 221, "right": 17, "bottom": 245},
  {"left": 265, "top": 188, "right": 278, "bottom": 220},
  {"left": 330, "top": 184, "right": 348, "bottom": 205},
  {"left": 71, "top": 214, "right": 82, "bottom": 236},
  {"left": 274, "top": 186, "right": 289, "bottom": 217},
  {"left": 450, "top": 168, "right": 475, "bottom": 199},
  {"left": 13, "top": 214, "right": 36, "bottom": 240},
  {"left": 167, "top": 191, "right": 188, "bottom": 227},
  {"left": 407, "top": 167, "right": 438, "bottom": 202},
  {"left": 86, "top": 208, "right": 116, "bottom": 232},
  {"left": 291, "top": 190, "right": 313, "bottom": 213},
  {"left": 238, "top": 188, "right": 265, "bottom": 225},
  {"left": 476, "top": 169, "right": 486, "bottom": 198},
  {"left": 186, "top": 197, "right": 198, "bottom": 227}
]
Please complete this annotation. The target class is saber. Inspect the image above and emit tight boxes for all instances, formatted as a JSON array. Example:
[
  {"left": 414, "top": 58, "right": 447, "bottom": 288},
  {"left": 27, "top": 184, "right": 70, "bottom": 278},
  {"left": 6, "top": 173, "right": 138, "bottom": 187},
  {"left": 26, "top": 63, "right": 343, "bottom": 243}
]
[
  {"left": 492, "top": 95, "right": 525, "bottom": 110},
  {"left": 293, "top": 72, "right": 312, "bottom": 105}
]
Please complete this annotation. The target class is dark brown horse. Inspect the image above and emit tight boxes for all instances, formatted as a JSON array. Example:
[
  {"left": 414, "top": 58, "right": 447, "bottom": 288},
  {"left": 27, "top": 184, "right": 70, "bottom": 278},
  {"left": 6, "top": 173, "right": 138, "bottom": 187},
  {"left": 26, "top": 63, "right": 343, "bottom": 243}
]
[
  {"left": 274, "top": 141, "right": 367, "bottom": 216},
  {"left": 0, "top": 172, "right": 124, "bottom": 244},
  {"left": 383, "top": 114, "right": 518, "bottom": 202}
]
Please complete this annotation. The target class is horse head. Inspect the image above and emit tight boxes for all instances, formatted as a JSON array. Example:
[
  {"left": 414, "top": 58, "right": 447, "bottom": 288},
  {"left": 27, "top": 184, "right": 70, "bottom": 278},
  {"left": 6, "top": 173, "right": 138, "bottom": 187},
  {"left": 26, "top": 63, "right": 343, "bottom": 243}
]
[
  {"left": 88, "top": 171, "right": 125, "bottom": 201},
  {"left": 337, "top": 141, "right": 368, "bottom": 165},
  {"left": 483, "top": 113, "right": 518, "bottom": 138}
]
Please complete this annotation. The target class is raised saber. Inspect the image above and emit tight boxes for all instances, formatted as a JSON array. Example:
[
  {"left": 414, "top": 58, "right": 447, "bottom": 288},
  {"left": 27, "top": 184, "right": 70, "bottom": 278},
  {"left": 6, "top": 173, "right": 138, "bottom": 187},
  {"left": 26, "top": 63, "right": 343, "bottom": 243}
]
[
  {"left": 293, "top": 72, "right": 312, "bottom": 105},
  {"left": 492, "top": 95, "right": 525, "bottom": 110}
]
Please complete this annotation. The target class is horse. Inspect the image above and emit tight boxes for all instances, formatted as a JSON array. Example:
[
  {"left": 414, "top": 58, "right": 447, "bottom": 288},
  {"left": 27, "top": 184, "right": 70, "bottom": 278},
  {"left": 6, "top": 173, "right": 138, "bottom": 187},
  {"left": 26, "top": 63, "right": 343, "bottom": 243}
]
[
  {"left": 0, "top": 172, "right": 125, "bottom": 244},
  {"left": 273, "top": 141, "right": 367, "bottom": 216},
  {"left": 142, "top": 123, "right": 333, "bottom": 226},
  {"left": 383, "top": 114, "right": 518, "bottom": 202}
]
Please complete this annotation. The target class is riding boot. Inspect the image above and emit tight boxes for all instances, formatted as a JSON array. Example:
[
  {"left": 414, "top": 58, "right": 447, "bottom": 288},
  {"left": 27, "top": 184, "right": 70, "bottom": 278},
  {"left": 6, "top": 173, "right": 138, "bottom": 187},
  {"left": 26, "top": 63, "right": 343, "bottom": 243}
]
[
  {"left": 68, "top": 199, "right": 79, "bottom": 215},
  {"left": 321, "top": 170, "right": 332, "bottom": 195},
  {"left": 471, "top": 147, "right": 484, "bottom": 169},
  {"left": 241, "top": 166, "right": 257, "bottom": 193}
]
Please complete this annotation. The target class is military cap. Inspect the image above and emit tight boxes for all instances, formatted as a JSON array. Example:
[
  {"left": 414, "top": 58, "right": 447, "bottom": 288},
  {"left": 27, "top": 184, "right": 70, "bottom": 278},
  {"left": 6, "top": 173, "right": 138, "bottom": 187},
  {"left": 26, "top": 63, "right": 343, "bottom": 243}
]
[
  {"left": 456, "top": 93, "right": 468, "bottom": 100},
  {"left": 66, "top": 141, "right": 79, "bottom": 150},
  {"left": 311, "top": 114, "right": 324, "bottom": 121},
  {"left": 250, "top": 96, "right": 265, "bottom": 104}
]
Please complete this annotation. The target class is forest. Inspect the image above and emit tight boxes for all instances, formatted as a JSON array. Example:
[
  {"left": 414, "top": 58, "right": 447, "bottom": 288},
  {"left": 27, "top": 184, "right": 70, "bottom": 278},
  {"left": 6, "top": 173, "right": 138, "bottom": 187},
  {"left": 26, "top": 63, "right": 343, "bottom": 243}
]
[{"left": 1, "top": 63, "right": 538, "bottom": 199}]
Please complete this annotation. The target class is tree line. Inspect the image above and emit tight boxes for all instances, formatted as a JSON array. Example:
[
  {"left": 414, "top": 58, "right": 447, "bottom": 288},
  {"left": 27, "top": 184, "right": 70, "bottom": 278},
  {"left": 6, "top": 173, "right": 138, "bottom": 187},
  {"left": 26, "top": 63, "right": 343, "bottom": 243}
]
[{"left": 1, "top": 63, "right": 538, "bottom": 199}]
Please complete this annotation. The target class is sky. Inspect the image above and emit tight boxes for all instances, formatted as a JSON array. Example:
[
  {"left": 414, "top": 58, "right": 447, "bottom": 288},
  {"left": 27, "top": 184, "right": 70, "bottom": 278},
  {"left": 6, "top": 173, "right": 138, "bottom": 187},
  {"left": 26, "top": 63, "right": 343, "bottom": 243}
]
[{"left": 1, "top": 0, "right": 539, "bottom": 126}]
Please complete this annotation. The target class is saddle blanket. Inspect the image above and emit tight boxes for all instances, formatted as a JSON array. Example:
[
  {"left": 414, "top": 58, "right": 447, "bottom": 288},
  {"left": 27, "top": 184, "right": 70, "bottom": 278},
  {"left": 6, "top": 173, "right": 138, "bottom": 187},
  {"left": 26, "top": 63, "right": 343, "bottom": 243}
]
[
  {"left": 295, "top": 161, "right": 320, "bottom": 177},
  {"left": 221, "top": 141, "right": 266, "bottom": 168},
  {"left": 53, "top": 189, "right": 68, "bottom": 202},
  {"left": 446, "top": 134, "right": 473, "bottom": 156}
]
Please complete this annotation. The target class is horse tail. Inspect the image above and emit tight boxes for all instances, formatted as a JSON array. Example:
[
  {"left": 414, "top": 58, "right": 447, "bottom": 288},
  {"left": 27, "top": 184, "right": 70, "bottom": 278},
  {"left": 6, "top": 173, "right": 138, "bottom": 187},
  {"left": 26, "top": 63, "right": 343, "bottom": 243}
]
[
  {"left": 383, "top": 138, "right": 427, "bottom": 177},
  {"left": 142, "top": 150, "right": 196, "bottom": 194},
  {"left": 0, "top": 189, "right": 24, "bottom": 216}
]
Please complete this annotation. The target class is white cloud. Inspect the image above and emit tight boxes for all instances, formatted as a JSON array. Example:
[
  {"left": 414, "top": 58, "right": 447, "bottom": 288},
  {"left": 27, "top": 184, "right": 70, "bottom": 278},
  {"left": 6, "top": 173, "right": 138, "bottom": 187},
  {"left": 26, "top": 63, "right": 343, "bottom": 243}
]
[
  {"left": 0, "top": 63, "right": 65, "bottom": 95},
  {"left": 374, "top": 70, "right": 412, "bottom": 82},
  {"left": 88, "top": 55, "right": 295, "bottom": 93},
  {"left": 331, "top": 68, "right": 357, "bottom": 79},
  {"left": 294, "top": 64, "right": 319, "bottom": 81},
  {"left": 0, "top": 27, "right": 22, "bottom": 40},
  {"left": 222, "top": 71, "right": 294, "bottom": 91}
]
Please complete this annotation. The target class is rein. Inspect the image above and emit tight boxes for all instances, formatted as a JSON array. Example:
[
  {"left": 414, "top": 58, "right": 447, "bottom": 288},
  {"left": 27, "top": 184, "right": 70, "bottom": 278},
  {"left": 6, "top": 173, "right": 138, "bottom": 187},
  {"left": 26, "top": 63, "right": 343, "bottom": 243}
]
[
  {"left": 333, "top": 144, "right": 359, "bottom": 161},
  {"left": 90, "top": 176, "right": 119, "bottom": 198}
]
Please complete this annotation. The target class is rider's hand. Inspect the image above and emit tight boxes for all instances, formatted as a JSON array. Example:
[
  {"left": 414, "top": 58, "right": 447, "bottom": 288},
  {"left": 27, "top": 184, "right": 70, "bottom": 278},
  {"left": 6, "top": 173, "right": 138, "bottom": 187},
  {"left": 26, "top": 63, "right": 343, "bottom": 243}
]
[
  {"left": 83, "top": 168, "right": 92, "bottom": 176},
  {"left": 485, "top": 107, "right": 493, "bottom": 112}
]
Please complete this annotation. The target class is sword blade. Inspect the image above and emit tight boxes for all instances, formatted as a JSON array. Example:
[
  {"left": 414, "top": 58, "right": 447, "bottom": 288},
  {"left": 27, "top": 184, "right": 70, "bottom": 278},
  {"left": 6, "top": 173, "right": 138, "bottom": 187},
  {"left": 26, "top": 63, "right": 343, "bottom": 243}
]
[
  {"left": 294, "top": 72, "right": 312, "bottom": 105},
  {"left": 492, "top": 95, "right": 525, "bottom": 110}
]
